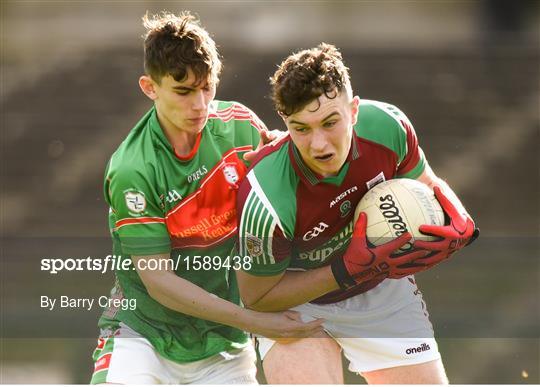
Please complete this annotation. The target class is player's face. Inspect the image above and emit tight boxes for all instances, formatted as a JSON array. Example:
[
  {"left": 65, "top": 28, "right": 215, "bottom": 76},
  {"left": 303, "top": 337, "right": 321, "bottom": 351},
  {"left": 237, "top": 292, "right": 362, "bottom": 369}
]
[
  {"left": 284, "top": 92, "right": 359, "bottom": 177},
  {"left": 150, "top": 70, "right": 216, "bottom": 134}
]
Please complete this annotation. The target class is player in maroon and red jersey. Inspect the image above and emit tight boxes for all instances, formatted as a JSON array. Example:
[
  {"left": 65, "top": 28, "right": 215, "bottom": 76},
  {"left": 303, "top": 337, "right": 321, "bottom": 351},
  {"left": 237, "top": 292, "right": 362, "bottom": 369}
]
[{"left": 237, "top": 43, "right": 478, "bottom": 384}]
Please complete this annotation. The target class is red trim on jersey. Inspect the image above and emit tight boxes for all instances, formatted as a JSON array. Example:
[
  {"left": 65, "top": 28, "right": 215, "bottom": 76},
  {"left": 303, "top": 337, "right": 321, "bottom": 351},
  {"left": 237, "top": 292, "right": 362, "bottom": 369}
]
[
  {"left": 96, "top": 338, "right": 105, "bottom": 350},
  {"left": 247, "top": 134, "right": 291, "bottom": 168},
  {"left": 174, "top": 130, "right": 203, "bottom": 161},
  {"left": 235, "top": 145, "right": 254, "bottom": 153},
  {"left": 94, "top": 352, "right": 112, "bottom": 373},
  {"left": 115, "top": 217, "right": 165, "bottom": 229},
  {"left": 209, "top": 103, "right": 265, "bottom": 132},
  {"left": 396, "top": 119, "right": 421, "bottom": 176}
]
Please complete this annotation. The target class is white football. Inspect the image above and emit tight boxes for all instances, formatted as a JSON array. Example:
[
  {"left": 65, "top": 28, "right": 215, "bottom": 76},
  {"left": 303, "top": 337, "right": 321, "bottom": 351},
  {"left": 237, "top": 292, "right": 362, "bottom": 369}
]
[{"left": 354, "top": 179, "right": 445, "bottom": 252}]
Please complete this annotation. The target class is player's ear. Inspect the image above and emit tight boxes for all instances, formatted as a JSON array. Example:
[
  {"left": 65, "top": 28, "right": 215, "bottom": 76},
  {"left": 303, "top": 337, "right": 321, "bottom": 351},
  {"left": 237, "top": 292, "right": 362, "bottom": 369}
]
[
  {"left": 350, "top": 96, "right": 360, "bottom": 126},
  {"left": 278, "top": 111, "right": 289, "bottom": 125},
  {"left": 139, "top": 75, "right": 158, "bottom": 101}
]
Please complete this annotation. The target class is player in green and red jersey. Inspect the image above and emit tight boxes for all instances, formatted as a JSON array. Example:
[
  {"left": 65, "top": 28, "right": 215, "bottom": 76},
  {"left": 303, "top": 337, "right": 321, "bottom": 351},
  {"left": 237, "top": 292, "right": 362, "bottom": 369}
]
[
  {"left": 237, "top": 44, "right": 478, "bottom": 384},
  {"left": 90, "top": 12, "right": 323, "bottom": 384}
]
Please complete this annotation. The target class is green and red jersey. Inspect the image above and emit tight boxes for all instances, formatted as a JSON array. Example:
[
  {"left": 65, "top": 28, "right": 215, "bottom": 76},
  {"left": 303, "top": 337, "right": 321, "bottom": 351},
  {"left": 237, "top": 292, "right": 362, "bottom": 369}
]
[
  {"left": 99, "top": 100, "right": 264, "bottom": 363},
  {"left": 237, "top": 100, "right": 426, "bottom": 304}
]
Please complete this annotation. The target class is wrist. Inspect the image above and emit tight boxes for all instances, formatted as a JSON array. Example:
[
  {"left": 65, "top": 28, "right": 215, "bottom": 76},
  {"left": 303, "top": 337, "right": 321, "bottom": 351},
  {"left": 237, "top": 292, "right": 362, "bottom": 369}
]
[
  {"left": 236, "top": 309, "right": 262, "bottom": 332},
  {"left": 330, "top": 258, "right": 357, "bottom": 290}
]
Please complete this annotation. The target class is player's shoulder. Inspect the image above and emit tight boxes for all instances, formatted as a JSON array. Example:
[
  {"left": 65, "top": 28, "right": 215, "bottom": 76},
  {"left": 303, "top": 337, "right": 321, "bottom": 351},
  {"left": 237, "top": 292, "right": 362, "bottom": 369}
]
[
  {"left": 106, "top": 110, "right": 158, "bottom": 185},
  {"left": 211, "top": 100, "right": 254, "bottom": 115},
  {"left": 356, "top": 99, "right": 411, "bottom": 134},
  {"left": 208, "top": 100, "right": 266, "bottom": 131},
  {"left": 240, "top": 139, "right": 298, "bottom": 238},
  {"left": 353, "top": 99, "right": 413, "bottom": 148},
  {"left": 249, "top": 137, "right": 293, "bottom": 183},
  {"left": 106, "top": 152, "right": 154, "bottom": 190},
  {"left": 206, "top": 100, "right": 266, "bottom": 150}
]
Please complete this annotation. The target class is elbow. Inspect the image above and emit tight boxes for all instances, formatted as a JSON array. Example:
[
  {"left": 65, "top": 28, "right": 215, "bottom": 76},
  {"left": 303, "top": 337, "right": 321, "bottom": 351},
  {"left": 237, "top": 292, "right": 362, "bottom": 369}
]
[
  {"left": 140, "top": 275, "right": 164, "bottom": 303},
  {"left": 240, "top": 295, "right": 258, "bottom": 310},
  {"left": 146, "top": 286, "right": 161, "bottom": 302},
  {"left": 240, "top": 292, "right": 270, "bottom": 311},
  {"left": 145, "top": 284, "right": 162, "bottom": 303},
  {"left": 241, "top": 296, "right": 278, "bottom": 312}
]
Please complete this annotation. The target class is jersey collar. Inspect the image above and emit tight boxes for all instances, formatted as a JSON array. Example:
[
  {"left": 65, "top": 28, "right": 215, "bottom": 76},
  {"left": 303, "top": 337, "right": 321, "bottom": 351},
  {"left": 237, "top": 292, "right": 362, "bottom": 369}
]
[
  {"left": 148, "top": 107, "right": 171, "bottom": 149},
  {"left": 289, "top": 134, "right": 361, "bottom": 186}
]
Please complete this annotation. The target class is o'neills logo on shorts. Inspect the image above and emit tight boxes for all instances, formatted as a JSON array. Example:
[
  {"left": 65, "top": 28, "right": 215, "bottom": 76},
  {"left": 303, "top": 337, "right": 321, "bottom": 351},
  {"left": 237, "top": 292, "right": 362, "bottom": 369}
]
[{"left": 405, "top": 343, "right": 431, "bottom": 355}]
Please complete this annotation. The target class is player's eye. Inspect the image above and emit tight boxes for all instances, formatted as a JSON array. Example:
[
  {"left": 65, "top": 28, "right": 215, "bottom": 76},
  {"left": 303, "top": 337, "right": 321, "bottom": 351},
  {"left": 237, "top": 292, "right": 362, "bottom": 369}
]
[
  {"left": 323, "top": 120, "right": 337, "bottom": 128},
  {"left": 294, "top": 127, "right": 308, "bottom": 133}
]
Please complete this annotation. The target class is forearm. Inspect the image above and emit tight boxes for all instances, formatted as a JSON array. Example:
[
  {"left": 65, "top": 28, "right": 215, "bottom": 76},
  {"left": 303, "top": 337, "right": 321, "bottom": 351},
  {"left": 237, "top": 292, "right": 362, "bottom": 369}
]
[
  {"left": 248, "top": 265, "right": 339, "bottom": 312},
  {"left": 418, "top": 166, "right": 469, "bottom": 216},
  {"left": 430, "top": 178, "right": 469, "bottom": 216},
  {"left": 144, "top": 270, "right": 255, "bottom": 331}
]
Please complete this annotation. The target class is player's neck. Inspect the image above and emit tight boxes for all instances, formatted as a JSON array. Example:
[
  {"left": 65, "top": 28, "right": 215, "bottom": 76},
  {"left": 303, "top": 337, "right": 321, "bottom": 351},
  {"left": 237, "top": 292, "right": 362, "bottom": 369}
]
[{"left": 156, "top": 112, "right": 202, "bottom": 157}]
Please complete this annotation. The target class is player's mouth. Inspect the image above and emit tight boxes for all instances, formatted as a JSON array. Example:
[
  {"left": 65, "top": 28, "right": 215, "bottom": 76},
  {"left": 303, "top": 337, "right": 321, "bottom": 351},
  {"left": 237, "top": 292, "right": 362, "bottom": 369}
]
[
  {"left": 188, "top": 116, "right": 207, "bottom": 125},
  {"left": 313, "top": 153, "right": 335, "bottom": 163}
]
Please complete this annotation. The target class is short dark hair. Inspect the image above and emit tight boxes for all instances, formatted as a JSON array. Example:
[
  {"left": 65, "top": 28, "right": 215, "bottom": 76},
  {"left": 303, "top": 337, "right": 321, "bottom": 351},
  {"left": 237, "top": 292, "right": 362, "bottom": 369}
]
[
  {"left": 270, "top": 43, "right": 352, "bottom": 116},
  {"left": 142, "top": 11, "right": 222, "bottom": 85}
]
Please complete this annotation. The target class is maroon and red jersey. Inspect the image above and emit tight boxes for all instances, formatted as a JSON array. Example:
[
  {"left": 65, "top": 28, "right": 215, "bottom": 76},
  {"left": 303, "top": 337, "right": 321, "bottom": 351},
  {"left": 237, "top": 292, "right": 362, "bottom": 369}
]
[{"left": 237, "top": 100, "right": 426, "bottom": 304}]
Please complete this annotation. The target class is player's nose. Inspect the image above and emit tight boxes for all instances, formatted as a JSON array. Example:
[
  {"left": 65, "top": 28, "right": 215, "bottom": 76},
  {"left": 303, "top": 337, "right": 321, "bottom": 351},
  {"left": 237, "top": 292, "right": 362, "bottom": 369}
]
[
  {"left": 310, "top": 129, "right": 329, "bottom": 152},
  {"left": 192, "top": 90, "right": 207, "bottom": 111}
]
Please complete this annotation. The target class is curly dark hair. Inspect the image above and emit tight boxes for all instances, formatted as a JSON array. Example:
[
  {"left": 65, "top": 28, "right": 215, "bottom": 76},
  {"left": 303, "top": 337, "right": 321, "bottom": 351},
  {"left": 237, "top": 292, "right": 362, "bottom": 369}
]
[
  {"left": 142, "top": 11, "right": 222, "bottom": 85},
  {"left": 270, "top": 43, "right": 351, "bottom": 116}
]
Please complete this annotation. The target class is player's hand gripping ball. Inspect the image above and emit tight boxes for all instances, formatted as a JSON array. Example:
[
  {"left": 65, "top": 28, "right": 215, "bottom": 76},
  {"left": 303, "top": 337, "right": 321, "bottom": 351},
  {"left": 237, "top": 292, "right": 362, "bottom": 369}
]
[
  {"left": 413, "top": 186, "right": 479, "bottom": 262},
  {"left": 354, "top": 178, "right": 445, "bottom": 251},
  {"left": 331, "top": 179, "right": 445, "bottom": 289}
]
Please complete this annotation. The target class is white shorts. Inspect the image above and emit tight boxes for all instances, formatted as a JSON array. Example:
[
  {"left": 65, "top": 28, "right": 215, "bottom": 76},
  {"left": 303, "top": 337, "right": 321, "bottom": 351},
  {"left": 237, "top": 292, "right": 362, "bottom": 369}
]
[
  {"left": 257, "top": 276, "right": 441, "bottom": 374},
  {"left": 91, "top": 323, "right": 257, "bottom": 384}
]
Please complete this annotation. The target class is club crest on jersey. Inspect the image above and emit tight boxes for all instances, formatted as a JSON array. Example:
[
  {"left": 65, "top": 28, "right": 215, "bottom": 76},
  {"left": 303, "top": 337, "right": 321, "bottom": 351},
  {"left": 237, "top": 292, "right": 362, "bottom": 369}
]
[
  {"left": 222, "top": 163, "right": 239, "bottom": 186},
  {"left": 366, "top": 171, "right": 386, "bottom": 190},
  {"left": 245, "top": 233, "right": 263, "bottom": 257},
  {"left": 124, "top": 189, "right": 146, "bottom": 216},
  {"left": 340, "top": 200, "right": 352, "bottom": 218}
]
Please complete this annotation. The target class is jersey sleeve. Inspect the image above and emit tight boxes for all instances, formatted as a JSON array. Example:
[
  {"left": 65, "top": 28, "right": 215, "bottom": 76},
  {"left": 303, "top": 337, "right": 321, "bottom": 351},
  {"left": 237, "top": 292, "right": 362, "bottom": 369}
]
[
  {"left": 237, "top": 172, "right": 292, "bottom": 276},
  {"left": 388, "top": 104, "right": 427, "bottom": 179},
  {"left": 233, "top": 102, "right": 266, "bottom": 167},
  {"left": 104, "top": 163, "right": 171, "bottom": 256},
  {"left": 355, "top": 101, "right": 428, "bottom": 179}
]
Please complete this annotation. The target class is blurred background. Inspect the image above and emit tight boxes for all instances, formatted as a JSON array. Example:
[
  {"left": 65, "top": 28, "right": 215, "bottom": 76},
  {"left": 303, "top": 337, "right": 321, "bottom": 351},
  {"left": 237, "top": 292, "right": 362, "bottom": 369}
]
[{"left": 1, "top": 0, "right": 539, "bottom": 384}]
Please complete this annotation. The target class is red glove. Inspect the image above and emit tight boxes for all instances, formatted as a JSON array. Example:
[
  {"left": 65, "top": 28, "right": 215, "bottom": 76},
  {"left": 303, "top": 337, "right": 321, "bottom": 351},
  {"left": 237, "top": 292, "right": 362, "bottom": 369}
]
[
  {"left": 413, "top": 186, "right": 479, "bottom": 267},
  {"left": 331, "top": 212, "right": 429, "bottom": 290}
]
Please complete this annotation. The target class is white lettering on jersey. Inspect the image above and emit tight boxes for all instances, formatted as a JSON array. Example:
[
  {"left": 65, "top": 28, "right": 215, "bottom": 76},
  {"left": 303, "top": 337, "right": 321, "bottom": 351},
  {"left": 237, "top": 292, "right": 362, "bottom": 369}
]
[
  {"left": 165, "top": 189, "right": 182, "bottom": 204},
  {"left": 329, "top": 186, "right": 358, "bottom": 208},
  {"left": 187, "top": 165, "right": 208, "bottom": 183},
  {"left": 303, "top": 222, "right": 329, "bottom": 241},
  {"left": 298, "top": 222, "right": 354, "bottom": 262}
]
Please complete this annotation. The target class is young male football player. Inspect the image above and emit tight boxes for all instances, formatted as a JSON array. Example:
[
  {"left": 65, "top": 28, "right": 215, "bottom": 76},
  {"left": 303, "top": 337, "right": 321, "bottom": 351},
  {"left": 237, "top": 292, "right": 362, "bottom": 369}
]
[
  {"left": 90, "top": 12, "right": 323, "bottom": 384},
  {"left": 237, "top": 43, "right": 478, "bottom": 384}
]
